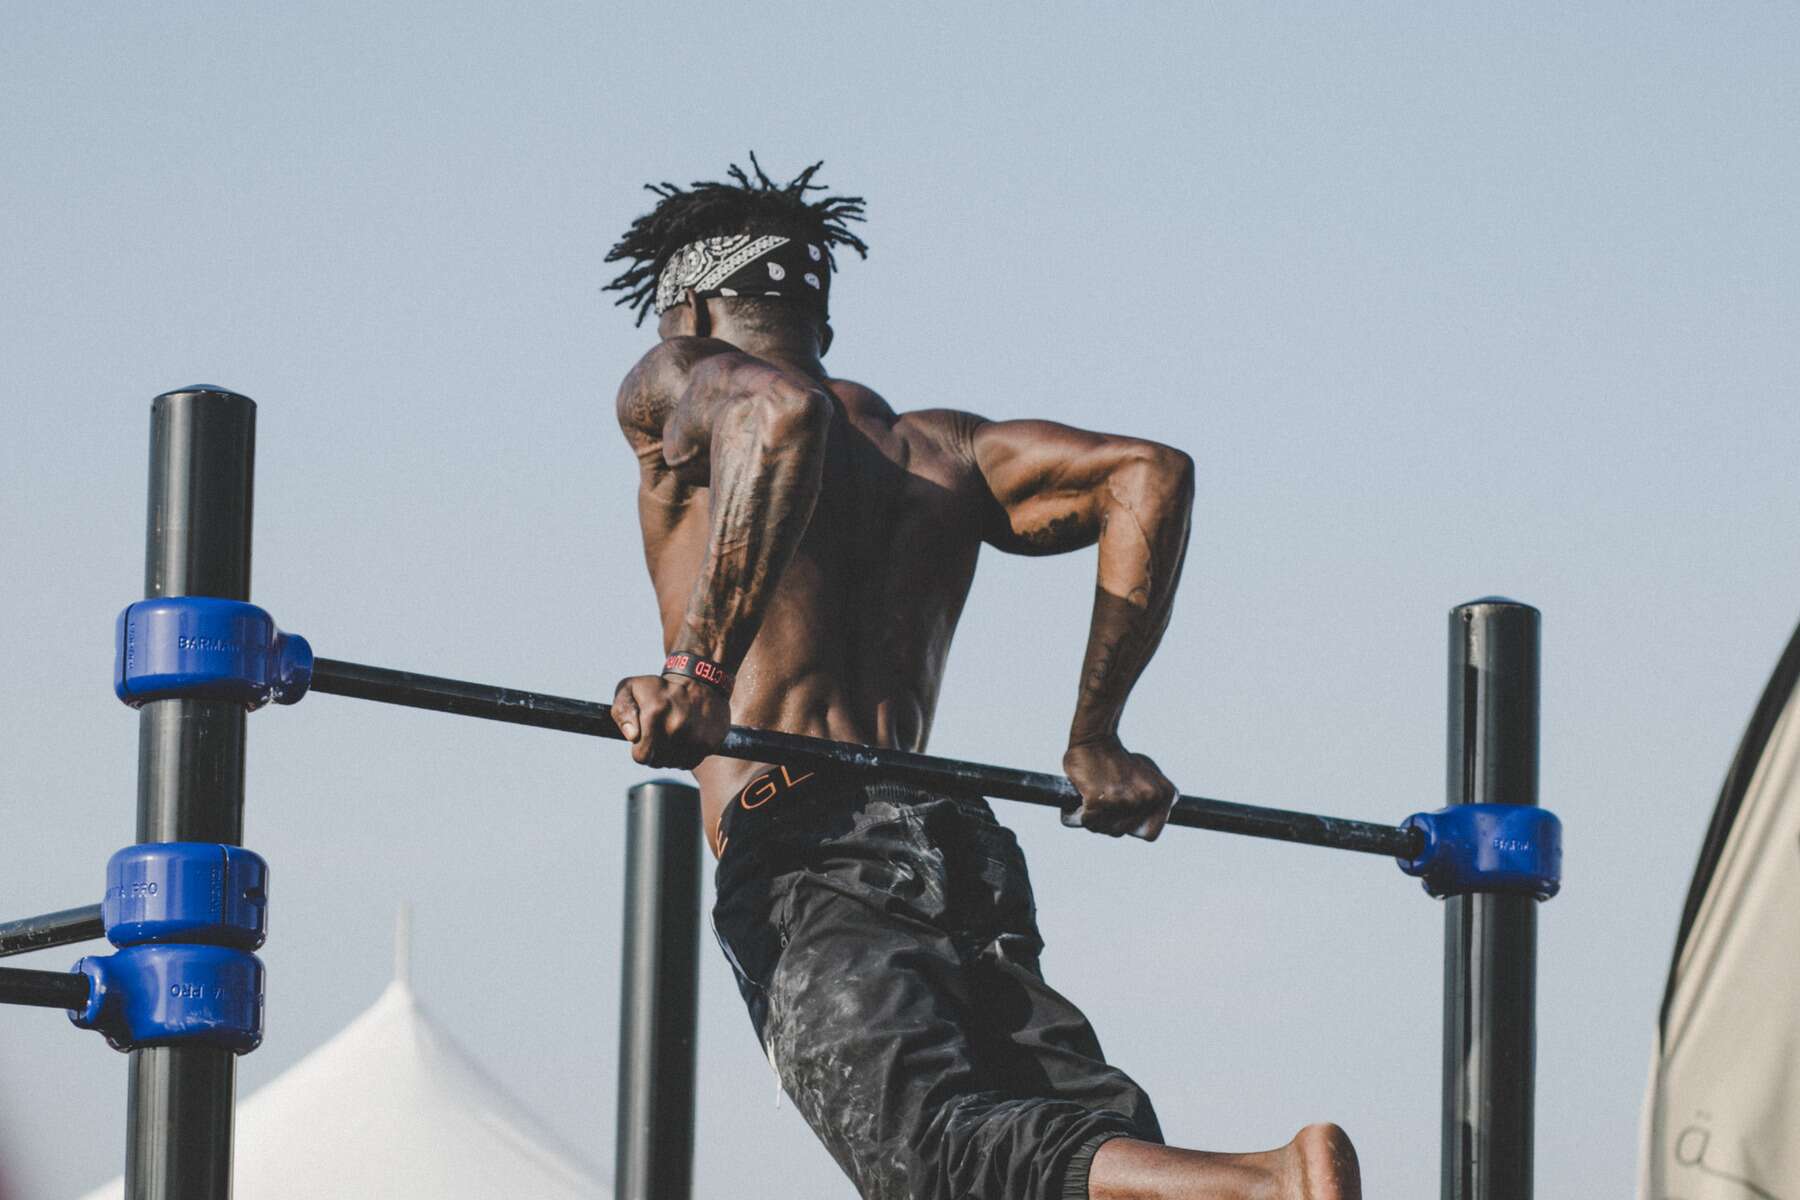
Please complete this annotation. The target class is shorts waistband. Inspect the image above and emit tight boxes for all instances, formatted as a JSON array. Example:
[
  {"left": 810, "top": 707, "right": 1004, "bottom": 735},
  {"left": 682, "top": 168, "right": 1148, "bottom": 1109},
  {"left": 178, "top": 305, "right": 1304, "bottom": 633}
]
[
  {"left": 716, "top": 768, "right": 972, "bottom": 857},
  {"left": 717, "top": 764, "right": 833, "bottom": 855}
]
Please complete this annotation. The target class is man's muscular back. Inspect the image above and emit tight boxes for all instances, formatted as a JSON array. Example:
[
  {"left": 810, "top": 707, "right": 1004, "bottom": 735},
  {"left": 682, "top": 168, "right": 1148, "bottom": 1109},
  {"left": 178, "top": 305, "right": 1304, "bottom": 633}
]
[{"left": 612, "top": 323, "right": 1196, "bottom": 851}]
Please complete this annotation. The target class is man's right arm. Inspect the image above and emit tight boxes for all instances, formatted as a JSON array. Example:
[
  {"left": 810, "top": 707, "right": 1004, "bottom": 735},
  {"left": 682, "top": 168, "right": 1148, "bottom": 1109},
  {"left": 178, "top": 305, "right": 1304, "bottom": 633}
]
[
  {"left": 962, "top": 415, "right": 1195, "bottom": 840},
  {"left": 611, "top": 339, "right": 833, "bottom": 766}
]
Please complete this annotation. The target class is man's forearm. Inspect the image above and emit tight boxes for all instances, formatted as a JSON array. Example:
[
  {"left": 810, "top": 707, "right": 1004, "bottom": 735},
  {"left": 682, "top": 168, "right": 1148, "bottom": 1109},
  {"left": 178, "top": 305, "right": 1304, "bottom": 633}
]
[
  {"left": 674, "top": 389, "right": 829, "bottom": 668},
  {"left": 1068, "top": 449, "right": 1194, "bottom": 745}
]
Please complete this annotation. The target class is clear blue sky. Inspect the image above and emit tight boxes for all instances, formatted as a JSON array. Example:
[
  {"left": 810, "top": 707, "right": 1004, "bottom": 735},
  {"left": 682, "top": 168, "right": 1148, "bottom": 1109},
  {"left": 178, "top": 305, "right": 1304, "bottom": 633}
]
[{"left": 3, "top": 4, "right": 1796, "bottom": 1197}]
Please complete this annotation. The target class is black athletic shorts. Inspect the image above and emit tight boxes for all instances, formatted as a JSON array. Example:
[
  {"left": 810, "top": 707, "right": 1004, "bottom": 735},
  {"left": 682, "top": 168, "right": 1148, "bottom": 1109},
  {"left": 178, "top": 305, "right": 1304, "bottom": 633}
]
[{"left": 712, "top": 768, "right": 1162, "bottom": 1200}]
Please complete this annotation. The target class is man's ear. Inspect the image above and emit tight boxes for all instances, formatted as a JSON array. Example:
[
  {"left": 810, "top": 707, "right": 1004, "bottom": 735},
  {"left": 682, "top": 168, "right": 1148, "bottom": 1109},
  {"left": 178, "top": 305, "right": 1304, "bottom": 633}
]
[
  {"left": 819, "top": 320, "right": 834, "bottom": 356},
  {"left": 685, "top": 289, "right": 711, "bottom": 338}
]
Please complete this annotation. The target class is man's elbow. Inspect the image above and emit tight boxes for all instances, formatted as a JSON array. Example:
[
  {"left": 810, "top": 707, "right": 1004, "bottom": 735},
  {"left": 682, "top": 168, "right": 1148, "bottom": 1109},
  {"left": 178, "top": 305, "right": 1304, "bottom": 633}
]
[
  {"left": 1114, "top": 442, "right": 1196, "bottom": 512},
  {"left": 754, "top": 382, "right": 832, "bottom": 448}
]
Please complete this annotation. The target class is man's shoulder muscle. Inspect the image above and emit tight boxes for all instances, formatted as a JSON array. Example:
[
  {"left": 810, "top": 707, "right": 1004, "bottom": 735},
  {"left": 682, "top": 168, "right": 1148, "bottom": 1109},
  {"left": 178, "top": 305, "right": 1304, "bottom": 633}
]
[
  {"left": 615, "top": 336, "right": 738, "bottom": 451},
  {"left": 896, "top": 406, "right": 987, "bottom": 481},
  {"left": 825, "top": 378, "right": 982, "bottom": 466}
]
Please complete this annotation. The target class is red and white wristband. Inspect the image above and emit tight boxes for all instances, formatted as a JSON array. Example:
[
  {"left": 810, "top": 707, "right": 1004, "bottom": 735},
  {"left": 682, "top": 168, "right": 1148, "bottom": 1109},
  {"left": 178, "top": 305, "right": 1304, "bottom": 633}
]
[{"left": 662, "top": 651, "right": 734, "bottom": 696}]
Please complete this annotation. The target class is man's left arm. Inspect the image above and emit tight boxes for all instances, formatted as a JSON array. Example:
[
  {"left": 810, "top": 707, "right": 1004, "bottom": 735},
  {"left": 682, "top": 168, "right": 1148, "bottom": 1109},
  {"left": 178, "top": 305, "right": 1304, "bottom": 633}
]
[
  {"left": 610, "top": 345, "right": 834, "bottom": 769},
  {"left": 967, "top": 416, "right": 1196, "bottom": 839}
]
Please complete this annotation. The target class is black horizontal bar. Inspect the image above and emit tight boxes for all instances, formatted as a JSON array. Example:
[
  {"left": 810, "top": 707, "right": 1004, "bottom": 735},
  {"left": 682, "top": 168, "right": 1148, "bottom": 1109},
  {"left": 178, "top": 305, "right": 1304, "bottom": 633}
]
[
  {"left": 0, "top": 904, "right": 105, "bottom": 958},
  {"left": 0, "top": 965, "right": 91, "bottom": 1011},
  {"left": 311, "top": 657, "right": 1421, "bottom": 859}
]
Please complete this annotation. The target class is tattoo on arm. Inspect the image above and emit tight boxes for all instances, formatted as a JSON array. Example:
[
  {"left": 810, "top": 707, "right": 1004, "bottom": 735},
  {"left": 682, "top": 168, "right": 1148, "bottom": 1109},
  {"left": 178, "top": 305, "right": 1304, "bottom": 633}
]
[
  {"left": 674, "top": 376, "right": 829, "bottom": 669},
  {"left": 1014, "top": 511, "right": 1093, "bottom": 553},
  {"left": 616, "top": 352, "right": 681, "bottom": 464},
  {"left": 1073, "top": 590, "right": 1163, "bottom": 741},
  {"left": 622, "top": 387, "right": 666, "bottom": 438}
]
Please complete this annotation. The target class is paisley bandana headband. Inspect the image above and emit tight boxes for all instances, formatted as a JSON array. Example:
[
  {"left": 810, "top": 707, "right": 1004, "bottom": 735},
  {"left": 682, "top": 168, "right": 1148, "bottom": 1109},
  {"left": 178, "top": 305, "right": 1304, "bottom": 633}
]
[{"left": 653, "top": 234, "right": 831, "bottom": 317}]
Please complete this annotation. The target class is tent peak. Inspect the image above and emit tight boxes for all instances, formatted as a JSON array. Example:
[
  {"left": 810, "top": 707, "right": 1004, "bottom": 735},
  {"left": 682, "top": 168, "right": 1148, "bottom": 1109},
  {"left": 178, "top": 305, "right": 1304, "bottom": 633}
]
[{"left": 394, "top": 901, "right": 413, "bottom": 986}]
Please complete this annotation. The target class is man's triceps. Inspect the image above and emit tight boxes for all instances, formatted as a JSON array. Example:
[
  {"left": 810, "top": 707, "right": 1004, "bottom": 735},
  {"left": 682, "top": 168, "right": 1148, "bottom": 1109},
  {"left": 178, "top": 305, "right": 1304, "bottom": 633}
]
[{"left": 966, "top": 417, "right": 1112, "bottom": 555}]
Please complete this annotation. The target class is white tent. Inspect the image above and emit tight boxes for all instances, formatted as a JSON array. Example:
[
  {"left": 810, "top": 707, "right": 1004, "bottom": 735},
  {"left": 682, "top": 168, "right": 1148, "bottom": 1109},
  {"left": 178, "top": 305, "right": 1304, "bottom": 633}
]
[
  {"left": 1638, "top": 620, "right": 1800, "bottom": 1199},
  {"left": 78, "top": 917, "right": 609, "bottom": 1200}
]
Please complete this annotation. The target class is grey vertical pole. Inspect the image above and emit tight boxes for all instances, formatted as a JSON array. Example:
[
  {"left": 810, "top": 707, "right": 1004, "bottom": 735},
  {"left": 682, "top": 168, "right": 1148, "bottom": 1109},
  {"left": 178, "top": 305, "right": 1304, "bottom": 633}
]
[
  {"left": 1442, "top": 599, "right": 1540, "bottom": 1200},
  {"left": 615, "top": 780, "right": 701, "bottom": 1200},
  {"left": 127, "top": 387, "right": 257, "bottom": 1200}
]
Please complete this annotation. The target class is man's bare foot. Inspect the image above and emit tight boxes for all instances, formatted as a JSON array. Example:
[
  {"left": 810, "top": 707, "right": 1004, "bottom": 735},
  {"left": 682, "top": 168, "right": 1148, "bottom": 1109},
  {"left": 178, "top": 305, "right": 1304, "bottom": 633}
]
[
  {"left": 1087, "top": 1124, "right": 1361, "bottom": 1199},
  {"left": 1282, "top": 1123, "right": 1361, "bottom": 1200}
]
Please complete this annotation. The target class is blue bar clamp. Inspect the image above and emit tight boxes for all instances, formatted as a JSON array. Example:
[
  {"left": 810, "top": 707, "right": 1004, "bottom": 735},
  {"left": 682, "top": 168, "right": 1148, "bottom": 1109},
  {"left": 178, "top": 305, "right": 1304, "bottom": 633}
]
[
  {"left": 1397, "top": 804, "right": 1562, "bottom": 899},
  {"left": 116, "top": 597, "right": 312, "bottom": 709},
  {"left": 69, "top": 843, "right": 268, "bottom": 1052}
]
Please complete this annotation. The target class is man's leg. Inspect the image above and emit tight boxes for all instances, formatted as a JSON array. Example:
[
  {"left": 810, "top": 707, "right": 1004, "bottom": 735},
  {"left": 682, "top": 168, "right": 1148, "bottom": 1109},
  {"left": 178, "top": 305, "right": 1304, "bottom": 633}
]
[
  {"left": 721, "top": 789, "right": 1366, "bottom": 1200},
  {"left": 962, "top": 837, "right": 1363, "bottom": 1200},
  {"left": 757, "top": 871, "right": 1144, "bottom": 1199},
  {"left": 963, "top": 950, "right": 1362, "bottom": 1199},
  {"left": 757, "top": 877, "right": 1364, "bottom": 1199}
]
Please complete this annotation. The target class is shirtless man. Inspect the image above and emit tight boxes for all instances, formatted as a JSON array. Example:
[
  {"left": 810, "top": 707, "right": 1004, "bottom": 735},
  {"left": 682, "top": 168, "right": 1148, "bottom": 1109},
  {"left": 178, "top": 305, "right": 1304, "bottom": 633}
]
[{"left": 604, "top": 159, "right": 1360, "bottom": 1200}]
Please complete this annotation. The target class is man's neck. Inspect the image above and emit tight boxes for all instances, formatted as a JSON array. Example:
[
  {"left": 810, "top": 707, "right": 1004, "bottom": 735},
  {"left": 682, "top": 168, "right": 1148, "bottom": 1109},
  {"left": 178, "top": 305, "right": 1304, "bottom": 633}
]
[{"left": 709, "top": 326, "right": 826, "bottom": 381}]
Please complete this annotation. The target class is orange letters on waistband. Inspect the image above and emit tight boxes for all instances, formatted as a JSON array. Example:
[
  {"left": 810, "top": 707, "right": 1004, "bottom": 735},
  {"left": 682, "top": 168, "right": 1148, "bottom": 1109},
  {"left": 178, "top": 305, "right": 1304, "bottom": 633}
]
[{"left": 736, "top": 765, "right": 816, "bottom": 811}]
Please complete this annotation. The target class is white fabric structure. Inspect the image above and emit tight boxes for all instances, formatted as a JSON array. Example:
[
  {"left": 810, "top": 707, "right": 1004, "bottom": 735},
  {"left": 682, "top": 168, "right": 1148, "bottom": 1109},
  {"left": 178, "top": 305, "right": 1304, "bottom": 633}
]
[
  {"left": 1638, "top": 621, "right": 1800, "bottom": 1200},
  {"left": 78, "top": 916, "right": 609, "bottom": 1200}
]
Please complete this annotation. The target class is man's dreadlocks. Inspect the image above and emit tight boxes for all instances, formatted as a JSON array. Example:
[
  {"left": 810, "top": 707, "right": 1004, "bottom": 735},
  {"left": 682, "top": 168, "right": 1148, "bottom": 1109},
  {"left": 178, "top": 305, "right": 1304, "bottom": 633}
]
[{"left": 604, "top": 155, "right": 868, "bottom": 326}]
